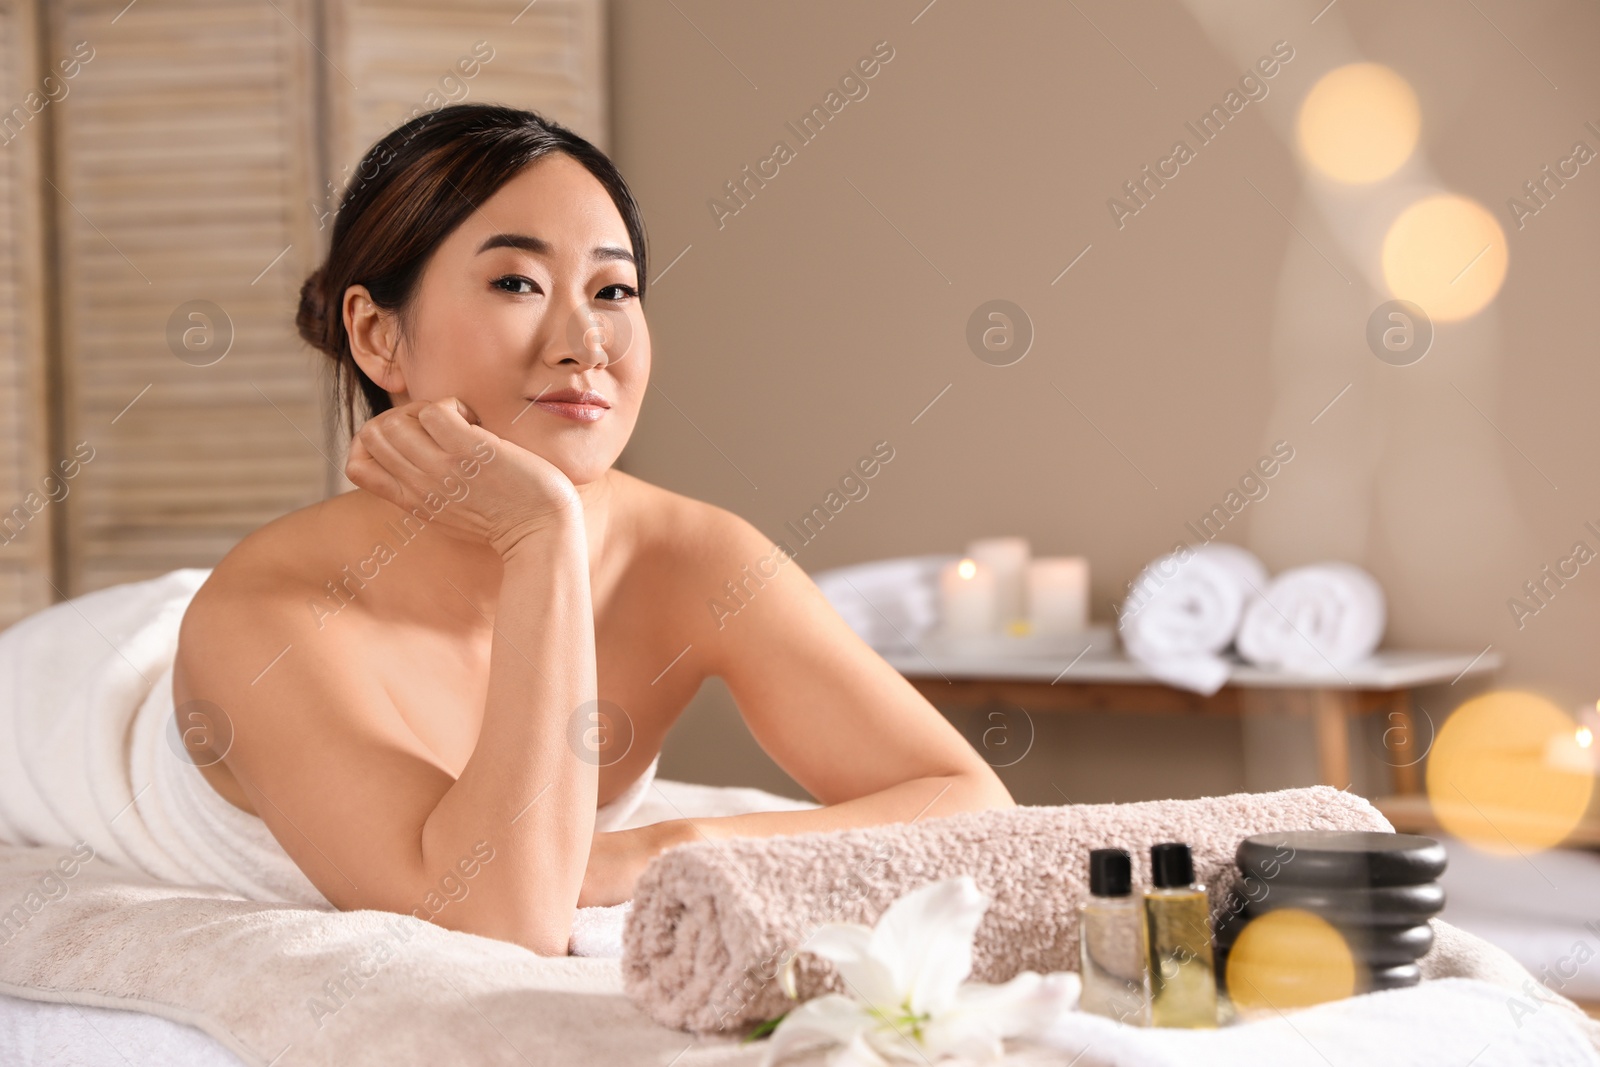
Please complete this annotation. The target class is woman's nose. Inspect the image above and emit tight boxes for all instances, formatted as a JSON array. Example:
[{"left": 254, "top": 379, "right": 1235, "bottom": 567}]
[{"left": 556, "top": 301, "right": 634, "bottom": 369}]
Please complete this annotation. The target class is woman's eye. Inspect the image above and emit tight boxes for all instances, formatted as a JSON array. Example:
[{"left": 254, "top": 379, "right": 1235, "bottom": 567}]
[
  {"left": 596, "top": 283, "right": 639, "bottom": 302},
  {"left": 492, "top": 275, "right": 539, "bottom": 295}
]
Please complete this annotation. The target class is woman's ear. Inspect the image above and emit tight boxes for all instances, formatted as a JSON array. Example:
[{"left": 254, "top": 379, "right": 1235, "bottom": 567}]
[{"left": 343, "top": 284, "right": 408, "bottom": 397}]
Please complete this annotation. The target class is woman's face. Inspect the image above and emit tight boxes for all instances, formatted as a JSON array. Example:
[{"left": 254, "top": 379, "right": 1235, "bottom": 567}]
[{"left": 367, "top": 152, "right": 649, "bottom": 486}]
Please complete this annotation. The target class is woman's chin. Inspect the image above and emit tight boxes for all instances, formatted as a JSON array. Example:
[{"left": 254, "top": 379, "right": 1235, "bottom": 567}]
[
  {"left": 526, "top": 444, "right": 616, "bottom": 489},
  {"left": 500, "top": 427, "right": 623, "bottom": 484},
  {"left": 568, "top": 453, "right": 628, "bottom": 488}
]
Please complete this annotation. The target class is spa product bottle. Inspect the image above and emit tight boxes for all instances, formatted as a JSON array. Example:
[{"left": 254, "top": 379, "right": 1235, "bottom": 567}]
[
  {"left": 1144, "top": 842, "right": 1218, "bottom": 1028},
  {"left": 1078, "top": 848, "right": 1150, "bottom": 1025}
]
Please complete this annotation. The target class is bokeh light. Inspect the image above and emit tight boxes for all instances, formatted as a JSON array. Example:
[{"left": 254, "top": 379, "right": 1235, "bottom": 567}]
[
  {"left": 1226, "top": 908, "right": 1357, "bottom": 1015},
  {"left": 1297, "top": 63, "right": 1421, "bottom": 183},
  {"left": 1381, "top": 194, "right": 1508, "bottom": 322},
  {"left": 1426, "top": 690, "right": 1594, "bottom": 853}
]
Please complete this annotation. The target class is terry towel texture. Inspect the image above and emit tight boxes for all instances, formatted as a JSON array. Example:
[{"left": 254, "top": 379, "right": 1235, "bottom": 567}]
[
  {"left": 0, "top": 568, "right": 658, "bottom": 916},
  {"left": 622, "top": 783, "right": 1389, "bottom": 1033}
]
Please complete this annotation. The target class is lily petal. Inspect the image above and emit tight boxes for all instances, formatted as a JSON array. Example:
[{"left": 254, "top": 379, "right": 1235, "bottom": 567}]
[
  {"left": 801, "top": 922, "right": 901, "bottom": 1008},
  {"left": 964, "top": 971, "right": 1082, "bottom": 1035},
  {"left": 913, "top": 1019, "right": 1005, "bottom": 1065},
  {"left": 862, "top": 1019, "right": 954, "bottom": 1065},
  {"left": 918, "top": 970, "right": 1083, "bottom": 1060},
  {"left": 833, "top": 1030, "right": 895, "bottom": 1067},
  {"left": 762, "top": 994, "right": 874, "bottom": 1067},
  {"left": 868, "top": 876, "right": 988, "bottom": 1017}
]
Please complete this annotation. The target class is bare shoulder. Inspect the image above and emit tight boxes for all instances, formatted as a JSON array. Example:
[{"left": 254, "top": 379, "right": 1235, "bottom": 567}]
[
  {"left": 185, "top": 494, "right": 353, "bottom": 607},
  {"left": 176, "top": 493, "right": 365, "bottom": 684},
  {"left": 606, "top": 471, "right": 818, "bottom": 662},
  {"left": 609, "top": 470, "right": 774, "bottom": 577}
]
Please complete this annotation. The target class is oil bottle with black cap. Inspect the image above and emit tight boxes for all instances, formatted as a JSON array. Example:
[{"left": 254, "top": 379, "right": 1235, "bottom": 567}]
[
  {"left": 1078, "top": 848, "right": 1150, "bottom": 1024},
  {"left": 1144, "top": 841, "right": 1218, "bottom": 1028}
]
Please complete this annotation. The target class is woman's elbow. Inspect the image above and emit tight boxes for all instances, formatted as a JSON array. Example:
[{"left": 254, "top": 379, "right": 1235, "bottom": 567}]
[
  {"left": 440, "top": 908, "right": 574, "bottom": 956},
  {"left": 946, "top": 764, "right": 1017, "bottom": 813},
  {"left": 512, "top": 925, "right": 573, "bottom": 957},
  {"left": 397, "top": 886, "right": 575, "bottom": 956}
]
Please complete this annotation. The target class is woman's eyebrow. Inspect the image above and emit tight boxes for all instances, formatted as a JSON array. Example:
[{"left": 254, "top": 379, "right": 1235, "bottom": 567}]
[{"left": 474, "top": 232, "right": 634, "bottom": 265}]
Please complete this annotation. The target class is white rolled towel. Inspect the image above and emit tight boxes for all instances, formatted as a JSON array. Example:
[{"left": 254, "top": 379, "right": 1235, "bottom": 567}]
[
  {"left": 1236, "top": 562, "right": 1386, "bottom": 672},
  {"left": 1117, "top": 542, "right": 1268, "bottom": 695}
]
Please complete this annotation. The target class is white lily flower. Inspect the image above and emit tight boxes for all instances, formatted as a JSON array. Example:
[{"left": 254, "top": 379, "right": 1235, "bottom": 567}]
[{"left": 762, "top": 876, "right": 1081, "bottom": 1066}]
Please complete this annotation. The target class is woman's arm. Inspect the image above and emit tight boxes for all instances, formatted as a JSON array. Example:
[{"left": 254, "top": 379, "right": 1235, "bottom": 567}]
[
  {"left": 375, "top": 400, "right": 606, "bottom": 953},
  {"left": 418, "top": 516, "right": 600, "bottom": 951},
  {"left": 681, "top": 773, "right": 1007, "bottom": 840},
  {"left": 582, "top": 507, "right": 1013, "bottom": 904},
  {"left": 189, "top": 399, "right": 605, "bottom": 954},
  {"left": 579, "top": 769, "right": 1004, "bottom": 907},
  {"left": 701, "top": 513, "right": 1014, "bottom": 826},
  {"left": 182, "top": 522, "right": 600, "bottom": 955}
]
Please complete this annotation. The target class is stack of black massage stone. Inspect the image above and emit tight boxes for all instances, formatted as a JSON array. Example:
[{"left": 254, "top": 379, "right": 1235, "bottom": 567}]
[{"left": 1214, "top": 830, "right": 1448, "bottom": 994}]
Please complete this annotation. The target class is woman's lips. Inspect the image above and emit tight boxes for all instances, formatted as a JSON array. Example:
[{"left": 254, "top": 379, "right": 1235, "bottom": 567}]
[
  {"left": 527, "top": 387, "right": 609, "bottom": 423},
  {"left": 533, "top": 399, "right": 609, "bottom": 422}
]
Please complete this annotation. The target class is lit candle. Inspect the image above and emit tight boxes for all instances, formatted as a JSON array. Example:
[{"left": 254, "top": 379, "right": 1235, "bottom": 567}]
[
  {"left": 939, "top": 557, "right": 998, "bottom": 635},
  {"left": 965, "top": 536, "right": 1030, "bottom": 626},
  {"left": 1028, "top": 556, "right": 1089, "bottom": 635}
]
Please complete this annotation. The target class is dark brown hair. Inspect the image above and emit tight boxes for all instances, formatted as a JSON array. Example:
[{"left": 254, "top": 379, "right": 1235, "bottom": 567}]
[{"left": 296, "top": 104, "right": 649, "bottom": 436}]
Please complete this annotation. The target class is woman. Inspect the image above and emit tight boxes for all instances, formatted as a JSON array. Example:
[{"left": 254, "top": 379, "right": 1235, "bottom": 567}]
[{"left": 173, "top": 103, "right": 1013, "bottom": 956}]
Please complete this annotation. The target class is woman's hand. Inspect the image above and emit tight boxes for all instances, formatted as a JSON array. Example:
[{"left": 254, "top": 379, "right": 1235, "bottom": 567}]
[
  {"left": 345, "top": 397, "right": 582, "bottom": 558},
  {"left": 578, "top": 821, "right": 695, "bottom": 909}
]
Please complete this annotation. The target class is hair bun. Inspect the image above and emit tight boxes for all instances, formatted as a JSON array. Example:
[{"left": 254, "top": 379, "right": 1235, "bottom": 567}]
[{"left": 296, "top": 266, "right": 332, "bottom": 354}]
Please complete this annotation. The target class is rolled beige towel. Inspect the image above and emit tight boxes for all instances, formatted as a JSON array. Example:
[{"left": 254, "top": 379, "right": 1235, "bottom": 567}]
[{"left": 622, "top": 785, "right": 1391, "bottom": 1034}]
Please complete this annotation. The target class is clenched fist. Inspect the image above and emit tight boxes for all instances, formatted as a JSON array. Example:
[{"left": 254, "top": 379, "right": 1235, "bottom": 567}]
[{"left": 345, "top": 397, "right": 584, "bottom": 557}]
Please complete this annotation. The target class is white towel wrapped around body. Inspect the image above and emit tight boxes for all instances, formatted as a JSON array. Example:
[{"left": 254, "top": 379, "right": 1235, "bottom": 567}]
[
  {"left": 1117, "top": 542, "right": 1267, "bottom": 695},
  {"left": 1235, "top": 561, "right": 1386, "bottom": 672},
  {"left": 0, "top": 567, "right": 659, "bottom": 950}
]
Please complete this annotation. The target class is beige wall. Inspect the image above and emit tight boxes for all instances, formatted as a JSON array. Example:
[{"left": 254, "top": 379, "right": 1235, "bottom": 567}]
[{"left": 609, "top": 0, "right": 1600, "bottom": 804}]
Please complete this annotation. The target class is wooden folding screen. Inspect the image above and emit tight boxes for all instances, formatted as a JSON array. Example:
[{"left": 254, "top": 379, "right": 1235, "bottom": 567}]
[
  {"left": 0, "top": 0, "right": 54, "bottom": 622},
  {"left": 0, "top": 0, "right": 606, "bottom": 627},
  {"left": 327, "top": 0, "right": 608, "bottom": 175},
  {"left": 44, "top": 0, "right": 326, "bottom": 597}
]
